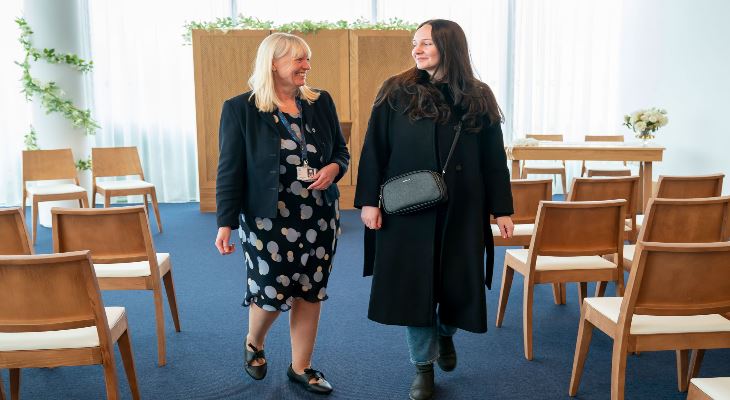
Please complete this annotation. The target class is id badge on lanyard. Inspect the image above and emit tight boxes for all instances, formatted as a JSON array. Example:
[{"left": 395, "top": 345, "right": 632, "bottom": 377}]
[{"left": 278, "top": 100, "right": 318, "bottom": 182}]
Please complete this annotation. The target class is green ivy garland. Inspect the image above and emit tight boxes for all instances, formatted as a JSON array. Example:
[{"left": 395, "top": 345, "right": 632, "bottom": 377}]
[
  {"left": 182, "top": 16, "right": 418, "bottom": 44},
  {"left": 16, "top": 17, "right": 99, "bottom": 170}
]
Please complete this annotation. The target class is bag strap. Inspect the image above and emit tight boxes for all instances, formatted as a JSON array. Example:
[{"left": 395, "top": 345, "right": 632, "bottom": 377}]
[{"left": 441, "top": 121, "right": 462, "bottom": 175}]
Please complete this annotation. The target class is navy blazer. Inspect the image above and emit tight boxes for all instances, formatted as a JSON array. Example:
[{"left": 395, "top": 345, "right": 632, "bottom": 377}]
[{"left": 216, "top": 90, "right": 350, "bottom": 228}]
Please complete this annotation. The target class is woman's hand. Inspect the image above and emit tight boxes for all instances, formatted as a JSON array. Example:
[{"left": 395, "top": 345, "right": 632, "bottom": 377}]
[
  {"left": 495, "top": 216, "right": 514, "bottom": 239},
  {"left": 215, "top": 227, "right": 236, "bottom": 255},
  {"left": 307, "top": 163, "right": 340, "bottom": 190},
  {"left": 361, "top": 206, "right": 382, "bottom": 230}
]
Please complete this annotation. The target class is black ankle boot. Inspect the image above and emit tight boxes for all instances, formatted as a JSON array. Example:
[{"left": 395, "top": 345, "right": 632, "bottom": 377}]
[
  {"left": 437, "top": 335, "right": 457, "bottom": 372},
  {"left": 409, "top": 363, "right": 434, "bottom": 400}
]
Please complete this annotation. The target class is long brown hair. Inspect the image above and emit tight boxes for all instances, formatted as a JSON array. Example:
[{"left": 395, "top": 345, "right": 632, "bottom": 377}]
[{"left": 375, "top": 19, "right": 503, "bottom": 132}]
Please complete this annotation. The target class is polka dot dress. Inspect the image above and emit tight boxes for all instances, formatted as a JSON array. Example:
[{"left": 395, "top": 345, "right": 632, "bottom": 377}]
[{"left": 238, "top": 112, "right": 340, "bottom": 312}]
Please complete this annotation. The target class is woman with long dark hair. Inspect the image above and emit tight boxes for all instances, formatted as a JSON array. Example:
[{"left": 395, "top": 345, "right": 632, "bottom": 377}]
[{"left": 355, "top": 20, "right": 514, "bottom": 400}]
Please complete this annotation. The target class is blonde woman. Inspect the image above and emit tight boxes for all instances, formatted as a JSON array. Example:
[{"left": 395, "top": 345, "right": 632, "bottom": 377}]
[{"left": 214, "top": 32, "right": 349, "bottom": 395}]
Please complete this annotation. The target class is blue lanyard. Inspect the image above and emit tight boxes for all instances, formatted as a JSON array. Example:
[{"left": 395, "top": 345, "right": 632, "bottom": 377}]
[{"left": 277, "top": 99, "right": 309, "bottom": 165}]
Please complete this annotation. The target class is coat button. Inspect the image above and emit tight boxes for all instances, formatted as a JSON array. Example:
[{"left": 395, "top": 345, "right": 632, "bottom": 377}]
[{"left": 455, "top": 164, "right": 463, "bottom": 171}]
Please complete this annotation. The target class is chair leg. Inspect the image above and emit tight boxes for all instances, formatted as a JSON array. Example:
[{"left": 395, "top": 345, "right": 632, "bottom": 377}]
[
  {"left": 688, "top": 349, "right": 705, "bottom": 385},
  {"left": 104, "top": 193, "right": 111, "bottom": 208},
  {"left": 560, "top": 283, "right": 567, "bottom": 304},
  {"left": 595, "top": 281, "right": 608, "bottom": 297},
  {"left": 560, "top": 171, "right": 568, "bottom": 194},
  {"left": 610, "top": 340, "right": 630, "bottom": 400},
  {"left": 0, "top": 370, "right": 5, "bottom": 400},
  {"left": 92, "top": 186, "right": 97, "bottom": 208},
  {"left": 569, "top": 306, "right": 594, "bottom": 396},
  {"left": 80, "top": 193, "right": 89, "bottom": 208},
  {"left": 162, "top": 271, "right": 182, "bottom": 332},
  {"left": 31, "top": 200, "right": 39, "bottom": 246},
  {"left": 153, "top": 287, "right": 167, "bottom": 367},
  {"left": 578, "top": 282, "right": 588, "bottom": 304},
  {"left": 496, "top": 264, "right": 514, "bottom": 327},
  {"left": 117, "top": 329, "right": 141, "bottom": 400},
  {"left": 522, "top": 278, "right": 535, "bottom": 360},
  {"left": 9, "top": 369, "right": 20, "bottom": 400},
  {"left": 101, "top": 352, "right": 121, "bottom": 400},
  {"left": 150, "top": 189, "right": 162, "bottom": 233},
  {"left": 552, "top": 283, "right": 563, "bottom": 305},
  {"left": 676, "top": 350, "right": 690, "bottom": 392}
]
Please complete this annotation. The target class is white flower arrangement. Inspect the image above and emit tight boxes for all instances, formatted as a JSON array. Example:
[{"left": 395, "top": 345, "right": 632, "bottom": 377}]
[{"left": 623, "top": 107, "right": 668, "bottom": 140}]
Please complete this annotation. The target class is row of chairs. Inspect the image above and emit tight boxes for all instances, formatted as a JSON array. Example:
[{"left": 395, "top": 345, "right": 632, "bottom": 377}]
[
  {"left": 520, "top": 134, "right": 633, "bottom": 194},
  {"left": 490, "top": 173, "right": 729, "bottom": 399},
  {"left": 22, "top": 146, "right": 162, "bottom": 245},
  {"left": 0, "top": 205, "right": 181, "bottom": 399}
]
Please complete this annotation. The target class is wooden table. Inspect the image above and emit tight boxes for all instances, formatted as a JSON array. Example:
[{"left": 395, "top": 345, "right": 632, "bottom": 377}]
[{"left": 508, "top": 142, "right": 665, "bottom": 210}]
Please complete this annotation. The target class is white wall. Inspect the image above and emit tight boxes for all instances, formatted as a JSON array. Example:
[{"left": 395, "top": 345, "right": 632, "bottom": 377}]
[{"left": 618, "top": 0, "right": 730, "bottom": 194}]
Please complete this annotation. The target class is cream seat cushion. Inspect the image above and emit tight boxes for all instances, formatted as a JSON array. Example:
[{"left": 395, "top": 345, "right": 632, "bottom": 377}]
[
  {"left": 94, "top": 252, "right": 169, "bottom": 278},
  {"left": 623, "top": 244, "right": 636, "bottom": 264},
  {"left": 0, "top": 307, "right": 125, "bottom": 351},
  {"left": 96, "top": 179, "right": 154, "bottom": 190},
  {"left": 506, "top": 249, "right": 617, "bottom": 271},
  {"left": 690, "top": 377, "right": 730, "bottom": 399},
  {"left": 26, "top": 183, "right": 85, "bottom": 196},
  {"left": 586, "top": 297, "right": 730, "bottom": 335},
  {"left": 492, "top": 223, "right": 534, "bottom": 237}
]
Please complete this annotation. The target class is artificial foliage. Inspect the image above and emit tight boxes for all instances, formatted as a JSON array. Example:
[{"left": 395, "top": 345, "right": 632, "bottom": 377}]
[
  {"left": 183, "top": 16, "right": 418, "bottom": 44},
  {"left": 16, "top": 17, "right": 98, "bottom": 170}
]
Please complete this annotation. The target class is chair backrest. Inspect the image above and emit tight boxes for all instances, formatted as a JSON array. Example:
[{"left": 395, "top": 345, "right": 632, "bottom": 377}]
[
  {"left": 623, "top": 242, "right": 730, "bottom": 317},
  {"left": 639, "top": 197, "right": 730, "bottom": 243},
  {"left": 22, "top": 149, "right": 78, "bottom": 183},
  {"left": 52, "top": 206, "right": 156, "bottom": 265},
  {"left": 92, "top": 146, "right": 145, "bottom": 180},
  {"left": 526, "top": 134, "right": 563, "bottom": 142},
  {"left": 0, "top": 208, "right": 33, "bottom": 255},
  {"left": 0, "top": 251, "right": 111, "bottom": 337},
  {"left": 495, "top": 179, "right": 552, "bottom": 224},
  {"left": 655, "top": 174, "right": 724, "bottom": 199},
  {"left": 567, "top": 176, "right": 639, "bottom": 222},
  {"left": 584, "top": 134, "right": 625, "bottom": 142},
  {"left": 530, "top": 200, "right": 626, "bottom": 257}
]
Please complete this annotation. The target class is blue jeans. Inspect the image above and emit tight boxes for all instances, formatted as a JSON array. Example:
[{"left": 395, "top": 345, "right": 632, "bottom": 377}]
[{"left": 406, "top": 316, "right": 458, "bottom": 365}]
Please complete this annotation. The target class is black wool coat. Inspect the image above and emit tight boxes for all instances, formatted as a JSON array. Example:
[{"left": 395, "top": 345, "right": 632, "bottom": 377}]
[
  {"left": 216, "top": 90, "right": 350, "bottom": 228},
  {"left": 354, "top": 97, "right": 513, "bottom": 333}
]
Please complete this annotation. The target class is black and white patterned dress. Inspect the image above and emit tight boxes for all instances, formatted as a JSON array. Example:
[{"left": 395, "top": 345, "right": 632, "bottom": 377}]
[{"left": 238, "top": 112, "right": 340, "bottom": 312}]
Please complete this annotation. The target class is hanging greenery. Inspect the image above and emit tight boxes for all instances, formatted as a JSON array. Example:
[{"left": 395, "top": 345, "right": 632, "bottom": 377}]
[
  {"left": 182, "top": 16, "right": 418, "bottom": 44},
  {"left": 16, "top": 17, "right": 98, "bottom": 170}
]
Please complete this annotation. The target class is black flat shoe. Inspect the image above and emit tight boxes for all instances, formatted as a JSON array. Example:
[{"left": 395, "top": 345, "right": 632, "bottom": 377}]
[
  {"left": 409, "top": 363, "right": 434, "bottom": 400},
  {"left": 244, "top": 343, "right": 267, "bottom": 380},
  {"left": 287, "top": 364, "right": 333, "bottom": 395},
  {"left": 437, "top": 335, "right": 457, "bottom": 372}
]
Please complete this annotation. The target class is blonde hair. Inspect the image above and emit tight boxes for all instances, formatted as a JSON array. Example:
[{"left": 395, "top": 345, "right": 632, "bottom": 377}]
[{"left": 248, "top": 33, "right": 320, "bottom": 112}]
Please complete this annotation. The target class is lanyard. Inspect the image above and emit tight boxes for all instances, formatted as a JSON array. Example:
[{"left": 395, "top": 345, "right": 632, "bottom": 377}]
[{"left": 277, "top": 99, "right": 309, "bottom": 165}]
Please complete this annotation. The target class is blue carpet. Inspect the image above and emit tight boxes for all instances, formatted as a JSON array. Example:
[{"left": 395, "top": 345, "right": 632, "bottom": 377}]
[{"left": 4, "top": 202, "right": 729, "bottom": 399}]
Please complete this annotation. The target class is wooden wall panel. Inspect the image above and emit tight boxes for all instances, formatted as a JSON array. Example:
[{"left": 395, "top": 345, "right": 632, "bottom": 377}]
[
  {"left": 193, "top": 29, "right": 270, "bottom": 212},
  {"left": 193, "top": 29, "right": 412, "bottom": 212}
]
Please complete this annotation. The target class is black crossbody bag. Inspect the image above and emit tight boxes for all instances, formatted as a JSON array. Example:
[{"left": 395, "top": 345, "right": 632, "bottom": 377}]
[{"left": 379, "top": 122, "right": 462, "bottom": 215}]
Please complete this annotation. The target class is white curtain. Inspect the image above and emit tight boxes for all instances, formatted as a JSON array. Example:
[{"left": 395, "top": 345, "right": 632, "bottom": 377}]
[
  {"left": 86, "top": 0, "right": 232, "bottom": 203},
  {"left": 0, "top": 0, "right": 32, "bottom": 206}
]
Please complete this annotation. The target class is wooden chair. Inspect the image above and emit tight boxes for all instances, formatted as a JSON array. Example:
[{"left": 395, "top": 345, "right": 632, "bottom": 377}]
[
  {"left": 52, "top": 205, "right": 181, "bottom": 367},
  {"left": 92, "top": 146, "right": 162, "bottom": 233},
  {"left": 491, "top": 179, "right": 552, "bottom": 247},
  {"left": 569, "top": 242, "right": 730, "bottom": 400},
  {"left": 582, "top": 135, "right": 632, "bottom": 177},
  {"left": 0, "top": 251, "right": 140, "bottom": 400},
  {"left": 634, "top": 173, "right": 725, "bottom": 231},
  {"left": 688, "top": 377, "right": 730, "bottom": 400},
  {"left": 495, "top": 199, "right": 627, "bottom": 360},
  {"left": 521, "top": 134, "right": 568, "bottom": 194},
  {"left": 0, "top": 208, "right": 32, "bottom": 255},
  {"left": 22, "top": 149, "right": 89, "bottom": 245}
]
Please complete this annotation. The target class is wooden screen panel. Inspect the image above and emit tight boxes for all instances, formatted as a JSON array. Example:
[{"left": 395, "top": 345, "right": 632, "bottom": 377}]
[
  {"left": 193, "top": 29, "right": 270, "bottom": 212},
  {"left": 349, "top": 30, "right": 414, "bottom": 188}
]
